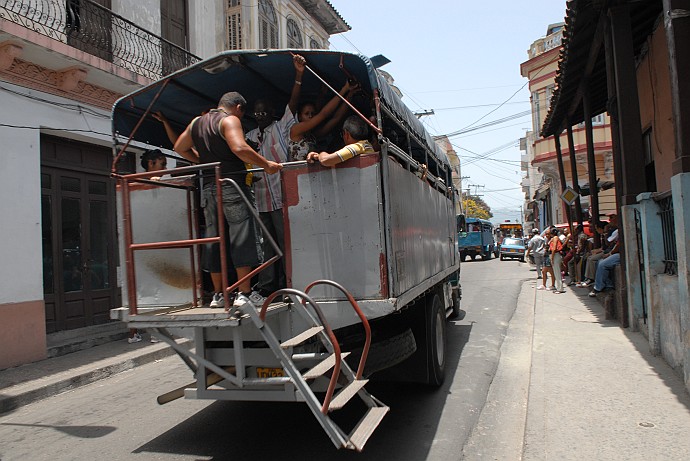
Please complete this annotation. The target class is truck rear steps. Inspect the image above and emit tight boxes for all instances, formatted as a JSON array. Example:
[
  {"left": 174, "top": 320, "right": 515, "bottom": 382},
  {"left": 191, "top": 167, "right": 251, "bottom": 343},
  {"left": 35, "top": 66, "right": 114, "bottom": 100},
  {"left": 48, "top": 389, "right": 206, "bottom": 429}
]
[
  {"left": 240, "top": 284, "right": 389, "bottom": 451},
  {"left": 302, "top": 352, "right": 350, "bottom": 380},
  {"left": 280, "top": 326, "right": 324, "bottom": 348},
  {"left": 328, "top": 378, "right": 368, "bottom": 411},
  {"left": 348, "top": 407, "right": 390, "bottom": 451}
]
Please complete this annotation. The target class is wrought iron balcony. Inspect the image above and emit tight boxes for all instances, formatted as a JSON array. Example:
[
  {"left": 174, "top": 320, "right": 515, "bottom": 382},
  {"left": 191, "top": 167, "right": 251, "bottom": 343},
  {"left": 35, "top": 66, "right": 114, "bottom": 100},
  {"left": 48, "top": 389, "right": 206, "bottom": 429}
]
[{"left": 0, "top": 0, "right": 200, "bottom": 80}]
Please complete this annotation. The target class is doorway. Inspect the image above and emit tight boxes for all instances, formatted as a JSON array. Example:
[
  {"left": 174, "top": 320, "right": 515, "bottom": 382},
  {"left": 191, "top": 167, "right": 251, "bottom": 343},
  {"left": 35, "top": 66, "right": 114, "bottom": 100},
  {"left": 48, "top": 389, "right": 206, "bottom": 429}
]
[{"left": 41, "top": 137, "right": 119, "bottom": 333}]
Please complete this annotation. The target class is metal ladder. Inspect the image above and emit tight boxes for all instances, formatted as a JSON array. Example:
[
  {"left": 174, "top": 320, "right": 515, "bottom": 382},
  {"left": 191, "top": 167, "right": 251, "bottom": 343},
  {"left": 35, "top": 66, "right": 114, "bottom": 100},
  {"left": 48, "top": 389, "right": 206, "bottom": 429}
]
[{"left": 237, "top": 280, "right": 389, "bottom": 451}]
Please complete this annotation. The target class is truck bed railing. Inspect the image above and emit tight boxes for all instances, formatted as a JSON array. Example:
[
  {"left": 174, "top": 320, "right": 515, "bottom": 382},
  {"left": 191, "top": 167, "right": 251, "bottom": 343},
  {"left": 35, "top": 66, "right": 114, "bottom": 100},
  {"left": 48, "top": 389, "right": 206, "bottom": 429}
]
[{"left": 114, "top": 161, "right": 281, "bottom": 313}]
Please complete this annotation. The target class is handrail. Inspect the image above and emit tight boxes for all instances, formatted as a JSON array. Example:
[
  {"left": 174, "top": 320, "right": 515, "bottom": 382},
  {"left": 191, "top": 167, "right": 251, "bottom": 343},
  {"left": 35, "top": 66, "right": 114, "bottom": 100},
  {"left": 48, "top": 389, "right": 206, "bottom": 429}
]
[
  {"left": 0, "top": 0, "right": 200, "bottom": 80},
  {"left": 261, "top": 287, "right": 343, "bottom": 414},
  {"left": 304, "top": 280, "right": 372, "bottom": 380}
]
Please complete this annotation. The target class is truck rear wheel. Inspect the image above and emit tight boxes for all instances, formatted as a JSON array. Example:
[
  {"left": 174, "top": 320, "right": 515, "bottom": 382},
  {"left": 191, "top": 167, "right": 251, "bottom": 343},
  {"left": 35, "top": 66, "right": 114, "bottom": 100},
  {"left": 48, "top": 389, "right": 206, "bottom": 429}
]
[{"left": 424, "top": 293, "right": 447, "bottom": 386}]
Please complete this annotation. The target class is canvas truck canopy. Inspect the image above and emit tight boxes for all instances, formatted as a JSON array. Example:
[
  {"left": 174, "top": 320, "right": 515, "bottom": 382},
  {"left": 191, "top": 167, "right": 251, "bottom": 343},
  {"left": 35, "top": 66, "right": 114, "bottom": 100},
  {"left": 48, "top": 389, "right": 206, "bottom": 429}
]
[{"left": 111, "top": 49, "right": 450, "bottom": 170}]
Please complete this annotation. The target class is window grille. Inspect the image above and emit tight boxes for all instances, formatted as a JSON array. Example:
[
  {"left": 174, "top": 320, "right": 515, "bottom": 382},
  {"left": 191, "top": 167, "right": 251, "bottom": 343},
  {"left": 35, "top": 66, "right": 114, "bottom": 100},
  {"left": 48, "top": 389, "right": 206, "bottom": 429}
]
[
  {"left": 309, "top": 37, "right": 321, "bottom": 49},
  {"left": 258, "top": 0, "right": 278, "bottom": 48},
  {"left": 227, "top": 0, "right": 241, "bottom": 49},
  {"left": 655, "top": 194, "right": 677, "bottom": 275},
  {"left": 287, "top": 18, "right": 303, "bottom": 48}
]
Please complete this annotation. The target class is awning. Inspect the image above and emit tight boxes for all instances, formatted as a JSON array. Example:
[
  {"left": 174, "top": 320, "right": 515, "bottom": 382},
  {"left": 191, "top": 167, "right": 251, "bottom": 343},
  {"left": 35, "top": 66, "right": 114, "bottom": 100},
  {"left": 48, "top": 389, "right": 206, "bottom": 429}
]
[{"left": 533, "top": 184, "right": 550, "bottom": 201}]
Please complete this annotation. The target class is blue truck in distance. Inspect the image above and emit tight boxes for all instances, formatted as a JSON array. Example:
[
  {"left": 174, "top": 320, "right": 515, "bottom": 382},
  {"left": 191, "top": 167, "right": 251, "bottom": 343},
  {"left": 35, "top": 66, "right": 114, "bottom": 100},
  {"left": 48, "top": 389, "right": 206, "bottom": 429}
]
[{"left": 457, "top": 217, "right": 496, "bottom": 261}]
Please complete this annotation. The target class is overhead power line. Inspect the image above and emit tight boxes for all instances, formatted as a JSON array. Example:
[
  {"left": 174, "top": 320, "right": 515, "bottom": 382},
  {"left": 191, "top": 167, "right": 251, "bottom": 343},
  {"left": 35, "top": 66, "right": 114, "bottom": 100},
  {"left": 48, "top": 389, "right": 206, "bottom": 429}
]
[{"left": 444, "top": 110, "right": 532, "bottom": 138}]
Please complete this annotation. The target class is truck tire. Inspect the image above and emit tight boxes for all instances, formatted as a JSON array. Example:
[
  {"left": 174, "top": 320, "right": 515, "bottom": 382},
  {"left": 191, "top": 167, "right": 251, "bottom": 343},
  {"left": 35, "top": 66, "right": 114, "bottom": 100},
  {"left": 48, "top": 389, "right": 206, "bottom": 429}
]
[
  {"left": 350, "top": 328, "right": 417, "bottom": 377},
  {"left": 424, "top": 293, "right": 447, "bottom": 386},
  {"left": 450, "top": 290, "right": 462, "bottom": 319}
]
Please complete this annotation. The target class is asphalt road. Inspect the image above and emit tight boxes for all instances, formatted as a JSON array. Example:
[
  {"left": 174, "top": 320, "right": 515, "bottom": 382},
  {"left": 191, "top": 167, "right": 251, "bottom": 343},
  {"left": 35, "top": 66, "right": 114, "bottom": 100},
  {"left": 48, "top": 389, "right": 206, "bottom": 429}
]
[{"left": 0, "top": 257, "right": 533, "bottom": 460}]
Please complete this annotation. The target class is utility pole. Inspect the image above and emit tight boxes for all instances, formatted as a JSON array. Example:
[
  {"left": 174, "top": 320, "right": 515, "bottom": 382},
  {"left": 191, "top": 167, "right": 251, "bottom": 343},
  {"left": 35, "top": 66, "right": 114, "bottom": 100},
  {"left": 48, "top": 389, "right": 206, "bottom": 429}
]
[{"left": 467, "top": 184, "right": 484, "bottom": 197}]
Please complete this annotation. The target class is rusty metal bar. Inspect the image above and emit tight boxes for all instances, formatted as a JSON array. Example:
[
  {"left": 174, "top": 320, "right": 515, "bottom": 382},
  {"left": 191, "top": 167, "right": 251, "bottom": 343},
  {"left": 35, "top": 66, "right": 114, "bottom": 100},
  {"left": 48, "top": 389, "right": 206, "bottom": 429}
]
[
  {"left": 187, "top": 188, "right": 199, "bottom": 307},
  {"left": 111, "top": 79, "right": 170, "bottom": 173},
  {"left": 120, "top": 177, "right": 138, "bottom": 314},
  {"left": 304, "top": 280, "right": 372, "bottom": 381}
]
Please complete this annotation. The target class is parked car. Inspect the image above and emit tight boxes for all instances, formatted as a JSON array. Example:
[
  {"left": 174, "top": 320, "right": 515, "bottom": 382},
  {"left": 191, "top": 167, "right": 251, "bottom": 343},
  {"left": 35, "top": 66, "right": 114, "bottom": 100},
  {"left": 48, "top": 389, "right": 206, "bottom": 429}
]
[{"left": 500, "top": 237, "right": 526, "bottom": 262}]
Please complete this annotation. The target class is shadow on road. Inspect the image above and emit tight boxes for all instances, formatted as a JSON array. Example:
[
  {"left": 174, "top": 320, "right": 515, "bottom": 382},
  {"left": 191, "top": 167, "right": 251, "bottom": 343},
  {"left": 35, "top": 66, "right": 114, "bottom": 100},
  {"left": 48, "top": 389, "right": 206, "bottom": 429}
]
[{"left": 134, "top": 322, "right": 473, "bottom": 460}]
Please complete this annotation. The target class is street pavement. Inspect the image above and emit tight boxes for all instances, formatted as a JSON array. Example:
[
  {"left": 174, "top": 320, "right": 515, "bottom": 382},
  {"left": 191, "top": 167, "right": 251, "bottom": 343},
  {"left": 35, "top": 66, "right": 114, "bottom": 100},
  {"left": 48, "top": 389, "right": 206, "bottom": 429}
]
[
  {"left": 463, "top": 277, "right": 690, "bottom": 460},
  {"left": 3, "top": 279, "right": 690, "bottom": 459}
]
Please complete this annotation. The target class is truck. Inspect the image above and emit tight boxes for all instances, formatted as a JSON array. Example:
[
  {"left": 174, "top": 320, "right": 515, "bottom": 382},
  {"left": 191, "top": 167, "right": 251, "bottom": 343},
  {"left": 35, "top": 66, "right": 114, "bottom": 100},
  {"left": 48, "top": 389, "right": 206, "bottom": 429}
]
[
  {"left": 457, "top": 217, "right": 496, "bottom": 260},
  {"left": 109, "top": 50, "right": 461, "bottom": 451},
  {"left": 498, "top": 221, "right": 524, "bottom": 239}
]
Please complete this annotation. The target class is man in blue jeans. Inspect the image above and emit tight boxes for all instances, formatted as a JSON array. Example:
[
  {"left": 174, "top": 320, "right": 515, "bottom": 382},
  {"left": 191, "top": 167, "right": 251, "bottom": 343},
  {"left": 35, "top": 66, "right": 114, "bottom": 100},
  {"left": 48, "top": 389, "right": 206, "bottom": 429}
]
[{"left": 589, "top": 229, "right": 620, "bottom": 296}]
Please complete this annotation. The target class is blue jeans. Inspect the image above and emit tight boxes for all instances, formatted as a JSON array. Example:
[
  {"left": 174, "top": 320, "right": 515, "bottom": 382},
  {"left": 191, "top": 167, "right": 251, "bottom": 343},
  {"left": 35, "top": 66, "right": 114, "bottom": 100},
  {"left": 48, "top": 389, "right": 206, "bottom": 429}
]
[{"left": 593, "top": 253, "right": 620, "bottom": 292}]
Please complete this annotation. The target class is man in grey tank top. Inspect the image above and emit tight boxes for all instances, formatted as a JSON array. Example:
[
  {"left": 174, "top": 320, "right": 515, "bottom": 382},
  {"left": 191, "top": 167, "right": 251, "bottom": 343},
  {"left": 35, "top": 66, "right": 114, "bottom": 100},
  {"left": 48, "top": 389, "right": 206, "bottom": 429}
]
[{"left": 175, "top": 92, "right": 282, "bottom": 311}]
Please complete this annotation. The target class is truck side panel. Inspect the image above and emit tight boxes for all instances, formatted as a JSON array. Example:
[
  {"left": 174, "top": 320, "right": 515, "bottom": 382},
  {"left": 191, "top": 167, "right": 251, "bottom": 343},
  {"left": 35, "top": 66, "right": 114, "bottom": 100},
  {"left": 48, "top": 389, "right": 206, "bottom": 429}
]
[
  {"left": 282, "top": 155, "right": 385, "bottom": 300},
  {"left": 387, "top": 159, "right": 456, "bottom": 296},
  {"left": 116, "top": 178, "right": 197, "bottom": 307}
]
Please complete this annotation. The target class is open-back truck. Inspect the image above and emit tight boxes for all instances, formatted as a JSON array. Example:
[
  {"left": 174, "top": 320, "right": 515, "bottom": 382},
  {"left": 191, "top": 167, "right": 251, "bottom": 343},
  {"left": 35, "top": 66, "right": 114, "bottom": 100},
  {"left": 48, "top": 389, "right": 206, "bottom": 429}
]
[{"left": 110, "top": 50, "right": 461, "bottom": 451}]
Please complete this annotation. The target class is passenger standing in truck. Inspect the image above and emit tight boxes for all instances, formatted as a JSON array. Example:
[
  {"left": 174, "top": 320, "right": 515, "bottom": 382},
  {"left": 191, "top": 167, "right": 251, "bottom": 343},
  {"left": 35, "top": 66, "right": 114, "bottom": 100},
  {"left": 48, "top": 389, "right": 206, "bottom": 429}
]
[
  {"left": 174, "top": 91, "right": 282, "bottom": 310},
  {"left": 245, "top": 54, "right": 305, "bottom": 298},
  {"left": 288, "top": 80, "right": 356, "bottom": 161}
]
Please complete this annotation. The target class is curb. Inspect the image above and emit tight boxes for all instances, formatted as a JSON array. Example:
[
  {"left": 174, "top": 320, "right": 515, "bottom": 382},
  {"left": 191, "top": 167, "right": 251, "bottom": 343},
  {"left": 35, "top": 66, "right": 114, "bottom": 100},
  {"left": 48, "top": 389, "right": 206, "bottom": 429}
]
[
  {"left": 0, "top": 340, "right": 189, "bottom": 415},
  {"left": 461, "top": 280, "right": 536, "bottom": 459}
]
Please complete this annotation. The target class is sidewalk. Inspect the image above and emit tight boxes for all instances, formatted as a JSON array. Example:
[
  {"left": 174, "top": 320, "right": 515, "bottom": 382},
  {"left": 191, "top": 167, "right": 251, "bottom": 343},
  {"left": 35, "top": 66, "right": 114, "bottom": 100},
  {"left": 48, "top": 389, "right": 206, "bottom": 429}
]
[
  {"left": 0, "top": 334, "right": 188, "bottom": 414},
  {"left": 464, "top": 279, "right": 690, "bottom": 460}
]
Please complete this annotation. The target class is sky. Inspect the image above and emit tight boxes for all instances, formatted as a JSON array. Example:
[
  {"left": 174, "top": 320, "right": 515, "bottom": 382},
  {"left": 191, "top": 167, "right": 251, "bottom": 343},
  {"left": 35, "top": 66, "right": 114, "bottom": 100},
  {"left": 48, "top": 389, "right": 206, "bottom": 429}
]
[{"left": 327, "top": 0, "right": 569, "bottom": 224}]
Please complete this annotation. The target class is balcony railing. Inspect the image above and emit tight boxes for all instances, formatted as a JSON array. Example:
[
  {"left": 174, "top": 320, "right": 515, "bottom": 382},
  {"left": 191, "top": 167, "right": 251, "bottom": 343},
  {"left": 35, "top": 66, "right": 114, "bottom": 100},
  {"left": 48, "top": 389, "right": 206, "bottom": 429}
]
[{"left": 0, "top": 0, "right": 200, "bottom": 80}]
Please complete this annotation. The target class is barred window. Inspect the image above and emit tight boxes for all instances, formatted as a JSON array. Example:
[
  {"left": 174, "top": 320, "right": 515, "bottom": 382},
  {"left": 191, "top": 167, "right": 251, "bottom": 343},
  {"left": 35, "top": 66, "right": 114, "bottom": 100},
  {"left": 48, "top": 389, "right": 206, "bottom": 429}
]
[
  {"left": 259, "top": 0, "right": 278, "bottom": 49},
  {"left": 287, "top": 18, "right": 303, "bottom": 48},
  {"left": 227, "top": 0, "right": 241, "bottom": 50},
  {"left": 309, "top": 37, "right": 321, "bottom": 49}
]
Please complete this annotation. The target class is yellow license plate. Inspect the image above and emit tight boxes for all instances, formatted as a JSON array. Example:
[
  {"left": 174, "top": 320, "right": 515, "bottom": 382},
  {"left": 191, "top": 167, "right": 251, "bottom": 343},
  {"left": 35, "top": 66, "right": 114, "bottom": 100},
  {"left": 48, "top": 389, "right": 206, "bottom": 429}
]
[{"left": 256, "top": 367, "right": 285, "bottom": 378}]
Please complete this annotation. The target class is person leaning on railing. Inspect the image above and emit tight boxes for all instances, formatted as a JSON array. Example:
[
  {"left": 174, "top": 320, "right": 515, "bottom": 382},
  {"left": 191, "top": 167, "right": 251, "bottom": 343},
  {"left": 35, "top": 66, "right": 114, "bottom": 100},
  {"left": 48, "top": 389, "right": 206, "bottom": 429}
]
[{"left": 305, "top": 115, "right": 376, "bottom": 167}]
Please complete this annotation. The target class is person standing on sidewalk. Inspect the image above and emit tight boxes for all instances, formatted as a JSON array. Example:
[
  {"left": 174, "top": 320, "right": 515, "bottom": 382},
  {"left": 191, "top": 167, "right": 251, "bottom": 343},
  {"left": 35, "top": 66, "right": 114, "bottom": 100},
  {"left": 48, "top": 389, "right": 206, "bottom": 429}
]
[
  {"left": 525, "top": 228, "right": 546, "bottom": 280},
  {"left": 549, "top": 228, "right": 566, "bottom": 294},
  {"left": 537, "top": 228, "right": 556, "bottom": 291}
]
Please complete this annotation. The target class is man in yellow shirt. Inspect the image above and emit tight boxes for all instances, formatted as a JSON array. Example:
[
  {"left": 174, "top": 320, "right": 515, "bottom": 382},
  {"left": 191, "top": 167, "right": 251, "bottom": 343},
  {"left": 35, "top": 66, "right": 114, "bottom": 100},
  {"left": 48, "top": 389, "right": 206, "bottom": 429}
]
[{"left": 306, "top": 115, "right": 375, "bottom": 166}]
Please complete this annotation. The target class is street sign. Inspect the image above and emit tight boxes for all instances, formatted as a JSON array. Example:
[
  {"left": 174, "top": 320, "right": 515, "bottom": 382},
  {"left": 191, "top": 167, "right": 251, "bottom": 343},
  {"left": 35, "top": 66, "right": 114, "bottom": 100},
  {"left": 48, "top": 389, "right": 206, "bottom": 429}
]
[{"left": 560, "top": 186, "right": 579, "bottom": 205}]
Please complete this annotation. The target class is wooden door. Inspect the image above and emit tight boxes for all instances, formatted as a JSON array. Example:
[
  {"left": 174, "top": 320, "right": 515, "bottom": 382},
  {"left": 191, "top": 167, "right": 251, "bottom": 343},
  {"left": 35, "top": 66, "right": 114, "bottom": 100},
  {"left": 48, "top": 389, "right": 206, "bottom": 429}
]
[
  {"left": 41, "top": 138, "right": 118, "bottom": 333},
  {"left": 160, "top": 0, "right": 189, "bottom": 74}
]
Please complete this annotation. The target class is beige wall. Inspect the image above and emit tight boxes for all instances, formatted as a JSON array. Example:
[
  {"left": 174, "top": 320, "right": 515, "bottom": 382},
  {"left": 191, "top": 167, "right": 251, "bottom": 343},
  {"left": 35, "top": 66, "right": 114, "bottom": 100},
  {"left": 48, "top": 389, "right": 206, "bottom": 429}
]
[
  {"left": 0, "top": 301, "right": 46, "bottom": 369},
  {"left": 637, "top": 23, "right": 675, "bottom": 193}
]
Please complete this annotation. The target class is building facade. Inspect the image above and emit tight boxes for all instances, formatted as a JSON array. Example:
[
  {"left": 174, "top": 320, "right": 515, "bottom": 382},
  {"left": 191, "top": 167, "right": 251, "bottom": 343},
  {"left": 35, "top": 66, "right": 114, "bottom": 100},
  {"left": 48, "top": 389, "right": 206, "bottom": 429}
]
[
  {"left": 0, "top": 0, "right": 348, "bottom": 369},
  {"left": 540, "top": 0, "right": 690, "bottom": 395},
  {"left": 520, "top": 23, "right": 616, "bottom": 229}
]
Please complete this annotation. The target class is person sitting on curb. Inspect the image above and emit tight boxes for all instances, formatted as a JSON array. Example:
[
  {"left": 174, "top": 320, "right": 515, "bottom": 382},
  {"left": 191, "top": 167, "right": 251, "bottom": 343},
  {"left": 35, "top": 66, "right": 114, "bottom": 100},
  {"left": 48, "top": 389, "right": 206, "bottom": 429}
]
[
  {"left": 306, "top": 115, "right": 376, "bottom": 167},
  {"left": 589, "top": 229, "right": 621, "bottom": 297}
]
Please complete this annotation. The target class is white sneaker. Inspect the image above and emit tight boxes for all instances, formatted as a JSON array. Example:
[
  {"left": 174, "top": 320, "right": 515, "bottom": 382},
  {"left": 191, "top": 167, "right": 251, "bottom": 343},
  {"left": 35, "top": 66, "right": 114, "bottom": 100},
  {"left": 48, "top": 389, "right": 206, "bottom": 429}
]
[
  {"left": 128, "top": 333, "right": 142, "bottom": 344},
  {"left": 233, "top": 291, "right": 267, "bottom": 308},
  {"left": 210, "top": 292, "right": 224, "bottom": 308},
  {"left": 150, "top": 335, "right": 160, "bottom": 343},
  {"left": 537, "top": 285, "right": 546, "bottom": 290}
]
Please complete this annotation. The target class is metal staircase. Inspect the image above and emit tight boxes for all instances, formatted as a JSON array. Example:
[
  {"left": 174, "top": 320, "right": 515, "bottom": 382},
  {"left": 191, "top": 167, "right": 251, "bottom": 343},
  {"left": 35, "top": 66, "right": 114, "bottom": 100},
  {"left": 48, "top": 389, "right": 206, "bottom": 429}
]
[{"left": 236, "top": 281, "right": 389, "bottom": 451}]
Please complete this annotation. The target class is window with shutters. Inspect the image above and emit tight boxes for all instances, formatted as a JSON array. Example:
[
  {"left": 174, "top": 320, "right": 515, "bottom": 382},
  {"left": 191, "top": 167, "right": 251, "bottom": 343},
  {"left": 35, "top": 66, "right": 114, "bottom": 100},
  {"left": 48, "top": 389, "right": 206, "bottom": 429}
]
[
  {"left": 227, "top": 0, "right": 241, "bottom": 49},
  {"left": 287, "top": 18, "right": 303, "bottom": 48},
  {"left": 309, "top": 37, "right": 321, "bottom": 49},
  {"left": 258, "top": 0, "right": 278, "bottom": 49}
]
